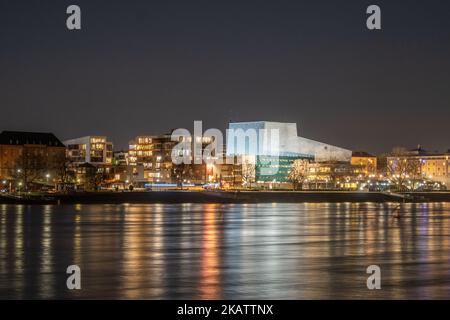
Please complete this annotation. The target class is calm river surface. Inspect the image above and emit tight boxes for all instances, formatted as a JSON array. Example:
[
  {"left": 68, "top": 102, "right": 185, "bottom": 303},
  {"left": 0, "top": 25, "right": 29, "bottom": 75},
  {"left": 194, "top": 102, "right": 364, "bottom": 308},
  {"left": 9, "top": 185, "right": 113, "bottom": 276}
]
[{"left": 1, "top": 202, "right": 450, "bottom": 299}]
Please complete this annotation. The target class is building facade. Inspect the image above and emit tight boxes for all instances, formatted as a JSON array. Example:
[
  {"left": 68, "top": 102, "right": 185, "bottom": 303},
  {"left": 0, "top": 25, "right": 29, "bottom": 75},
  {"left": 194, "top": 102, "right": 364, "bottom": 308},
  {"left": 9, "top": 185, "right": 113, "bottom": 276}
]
[
  {"left": 0, "top": 131, "right": 66, "bottom": 190},
  {"left": 351, "top": 151, "right": 377, "bottom": 176},
  {"left": 305, "top": 161, "right": 362, "bottom": 190},
  {"left": 63, "top": 136, "right": 114, "bottom": 189},
  {"left": 128, "top": 134, "right": 176, "bottom": 186},
  {"left": 64, "top": 136, "right": 113, "bottom": 165},
  {"left": 217, "top": 157, "right": 243, "bottom": 188},
  {"left": 226, "top": 121, "right": 352, "bottom": 185},
  {"left": 387, "top": 147, "right": 449, "bottom": 188}
]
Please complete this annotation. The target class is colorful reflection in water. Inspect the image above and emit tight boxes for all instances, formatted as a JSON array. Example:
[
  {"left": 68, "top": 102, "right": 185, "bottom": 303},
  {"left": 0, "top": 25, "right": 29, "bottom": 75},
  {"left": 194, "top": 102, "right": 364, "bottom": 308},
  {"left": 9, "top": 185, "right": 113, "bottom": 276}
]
[{"left": 1, "top": 202, "right": 450, "bottom": 299}]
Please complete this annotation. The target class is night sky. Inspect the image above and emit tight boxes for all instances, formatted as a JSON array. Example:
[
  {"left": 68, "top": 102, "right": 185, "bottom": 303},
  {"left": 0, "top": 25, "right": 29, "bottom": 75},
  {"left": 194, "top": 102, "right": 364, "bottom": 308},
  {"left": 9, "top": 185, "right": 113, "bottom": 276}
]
[{"left": 1, "top": 0, "right": 449, "bottom": 154}]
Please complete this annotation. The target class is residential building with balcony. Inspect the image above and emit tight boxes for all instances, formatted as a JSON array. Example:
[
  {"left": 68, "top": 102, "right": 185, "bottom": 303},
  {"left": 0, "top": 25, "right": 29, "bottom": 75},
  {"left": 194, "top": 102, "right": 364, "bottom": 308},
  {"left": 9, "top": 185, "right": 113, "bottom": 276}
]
[
  {"left": 128, "top": 134, "right": 176, "bottom": 185},
  {"left": 64, "top": 136, "right": 113, "bottom": 165},
  {"left": 63, "top": 136, "right": 114, "bottom": 188}
]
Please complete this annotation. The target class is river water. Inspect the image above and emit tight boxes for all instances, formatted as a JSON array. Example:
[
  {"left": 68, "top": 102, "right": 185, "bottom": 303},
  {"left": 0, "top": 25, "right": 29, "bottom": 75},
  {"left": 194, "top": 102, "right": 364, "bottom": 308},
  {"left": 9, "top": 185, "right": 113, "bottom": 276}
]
[{"left": 1, "top": 202, "right": 450, "bottom": 299}]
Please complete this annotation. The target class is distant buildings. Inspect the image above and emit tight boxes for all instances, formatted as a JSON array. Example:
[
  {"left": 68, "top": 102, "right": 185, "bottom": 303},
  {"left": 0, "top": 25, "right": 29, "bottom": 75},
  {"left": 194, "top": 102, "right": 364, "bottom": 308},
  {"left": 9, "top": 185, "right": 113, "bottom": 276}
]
[
  {"left": 387, "top": 146, "right": 449, "bottom": 189},
  {"left": 1, "top": 123, "right": 447, "bottom": 192},
  {"left": 0, "top": 131, "right": 66, "bottom": 190}
]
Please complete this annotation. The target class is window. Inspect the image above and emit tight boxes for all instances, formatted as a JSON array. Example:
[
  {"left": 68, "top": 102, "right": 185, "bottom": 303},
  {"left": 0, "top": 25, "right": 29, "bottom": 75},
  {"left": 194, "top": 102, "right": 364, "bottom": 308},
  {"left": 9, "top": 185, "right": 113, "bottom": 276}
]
[{"left": 91, "top": 137, "right": 105, "bottom": 144}]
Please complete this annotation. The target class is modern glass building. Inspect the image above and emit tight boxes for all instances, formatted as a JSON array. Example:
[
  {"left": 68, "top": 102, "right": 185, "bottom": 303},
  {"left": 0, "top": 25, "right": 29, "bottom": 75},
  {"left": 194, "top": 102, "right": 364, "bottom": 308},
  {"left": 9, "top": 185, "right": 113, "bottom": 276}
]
[
  {"left": 226, "top": 121, "right": 352, "bottom": 183},
  {"left": 255, "top": 154, "right": 314, "bottom": 183}
]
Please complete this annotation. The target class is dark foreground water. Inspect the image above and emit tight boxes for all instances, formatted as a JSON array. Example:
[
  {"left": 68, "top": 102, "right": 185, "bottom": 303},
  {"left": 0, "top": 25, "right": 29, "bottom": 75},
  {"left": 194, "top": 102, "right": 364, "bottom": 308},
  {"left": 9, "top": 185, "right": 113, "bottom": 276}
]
[{"left": 1, "top": 202, "right": 450, "bottom": 299}]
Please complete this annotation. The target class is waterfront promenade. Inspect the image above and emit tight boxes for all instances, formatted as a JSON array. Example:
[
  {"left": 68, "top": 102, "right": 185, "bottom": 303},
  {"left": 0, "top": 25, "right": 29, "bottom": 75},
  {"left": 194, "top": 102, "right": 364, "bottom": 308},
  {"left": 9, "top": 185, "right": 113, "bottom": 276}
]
[{"left": 1, "top": 191, "right": 450, "bottom": 204}]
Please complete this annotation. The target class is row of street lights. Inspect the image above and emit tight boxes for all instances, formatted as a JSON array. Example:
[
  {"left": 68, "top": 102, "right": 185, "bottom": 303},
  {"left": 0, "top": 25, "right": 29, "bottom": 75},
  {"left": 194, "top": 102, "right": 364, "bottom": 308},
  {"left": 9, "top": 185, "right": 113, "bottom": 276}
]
[{"left": 1, "top": 170, "right": 52, "bottom": 193}]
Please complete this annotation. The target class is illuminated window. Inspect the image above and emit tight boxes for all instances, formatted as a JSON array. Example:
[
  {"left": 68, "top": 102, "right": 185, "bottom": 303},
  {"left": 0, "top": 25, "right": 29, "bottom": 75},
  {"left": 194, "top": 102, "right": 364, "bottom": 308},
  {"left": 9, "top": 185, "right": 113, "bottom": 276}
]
[{"left": 90, "top": 137, "right": 106, "bottom": 144}]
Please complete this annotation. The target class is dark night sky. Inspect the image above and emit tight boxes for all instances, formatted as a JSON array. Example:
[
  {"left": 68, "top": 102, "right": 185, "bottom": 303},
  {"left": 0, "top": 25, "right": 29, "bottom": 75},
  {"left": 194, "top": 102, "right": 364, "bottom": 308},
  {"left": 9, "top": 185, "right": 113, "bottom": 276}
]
[{"left": 1, "top": 0, "right": 449, "bottom": 154}]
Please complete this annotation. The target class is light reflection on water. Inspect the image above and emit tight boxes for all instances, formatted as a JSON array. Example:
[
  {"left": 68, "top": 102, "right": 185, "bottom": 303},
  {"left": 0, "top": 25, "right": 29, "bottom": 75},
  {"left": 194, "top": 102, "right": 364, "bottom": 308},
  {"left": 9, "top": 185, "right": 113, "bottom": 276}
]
[{"left": 1, "top": 202, "right": 450, "bottom": 299}]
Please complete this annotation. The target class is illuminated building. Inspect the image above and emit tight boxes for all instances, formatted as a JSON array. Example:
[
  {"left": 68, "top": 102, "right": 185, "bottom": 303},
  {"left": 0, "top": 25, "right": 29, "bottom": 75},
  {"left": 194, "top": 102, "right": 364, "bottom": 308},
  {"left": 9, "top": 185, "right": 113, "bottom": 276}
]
[
  {"left": 217, "top": 155, "right": 243, "bottom": 188},
  {"left": 63, "top": 136, "right": 114, "bottom": 189},
  {"left": 112, "top": 150, "right": 129, "bottom": 166},
  {"left": 0, "top": 131, "right": 66, "bottom": 190},
  {"left": 304, "top": 161, "right": 361, "bottom": 190},
  {"left": 169, "top": 135, "right": 218, "bottom": 186},
  {"left": 226, "top": 121, "right": 352, "bottom": 185},
  {"left": 351, "top": 151, "right": 377, "bottom": 176},
  {"left": 64, "top": 136, "right": 113, "bottom": 165},
  {"left": 387, "top": 146, "right": 449, "bottom": 187},
  {"left": 128, "top": 134, "right": 176, "bottom": 185}
]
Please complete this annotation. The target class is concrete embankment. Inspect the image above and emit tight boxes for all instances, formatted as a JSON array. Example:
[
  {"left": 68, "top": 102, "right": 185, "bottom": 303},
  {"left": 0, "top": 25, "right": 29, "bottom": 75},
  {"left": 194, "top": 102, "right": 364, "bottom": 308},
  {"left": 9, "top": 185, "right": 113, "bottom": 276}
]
[
  {"left": 54, "top": 191, "right": 400, "bottom": 204},
  {"left": 1, "top": 191, "right": 449, "bottom": 204},
  {"left": 55, "top": 191, "right": 380, "bottom": 204}
]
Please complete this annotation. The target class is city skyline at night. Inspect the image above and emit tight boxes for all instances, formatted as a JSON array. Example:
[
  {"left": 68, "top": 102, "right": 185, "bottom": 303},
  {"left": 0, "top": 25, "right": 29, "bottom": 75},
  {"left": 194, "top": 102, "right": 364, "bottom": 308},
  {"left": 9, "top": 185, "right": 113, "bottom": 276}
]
[{"left": 3, "top": 0, "right": 450, "bottom": 308}]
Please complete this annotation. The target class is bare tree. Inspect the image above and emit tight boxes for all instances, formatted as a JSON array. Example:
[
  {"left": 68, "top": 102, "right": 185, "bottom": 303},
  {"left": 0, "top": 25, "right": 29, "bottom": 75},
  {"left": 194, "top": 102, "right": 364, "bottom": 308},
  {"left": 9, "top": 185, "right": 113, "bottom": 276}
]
[
  {"left": 172, "top": 163, "right": 191, "bottom": 189},
  {"left": 288, "top": 159, "right": 309, "bottom": 190},
  {"left": 54, "top": 153, "right": 75, "bottom": 191},
  {"left": 388, "top": 149, "right": 422, "bottom": 191},
  {"left": 408, "top": 158, "right": 422, "bottom": 190},
  {"left": 83, "top": 166, "right": 107, "bottom": 191},
  {"left": 241, "top": 159, "right": 255, "bottom": 189},
  {"left": 12, "top": 148, "right": 46, "bottom": 191}
]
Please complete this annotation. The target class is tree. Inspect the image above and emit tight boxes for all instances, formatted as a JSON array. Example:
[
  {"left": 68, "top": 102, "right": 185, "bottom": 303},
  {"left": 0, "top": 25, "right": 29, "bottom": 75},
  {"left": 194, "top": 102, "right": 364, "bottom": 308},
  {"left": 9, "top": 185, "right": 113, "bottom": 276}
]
[
  {"left": 407, "top": 158, "right": 422, "bottom": 190},
  {"left": 54, "top": 153, "right": 75, "bottom": 191},
  {"left": 12, "top": 147, "right": 46, "bottom": 191},
  {"left": 84, "top": 166, "right": 107, "bottom": 191},
  {"left": 93, "top": 169, "right": 109, "bottom": 190},
  {"left": 288, "top": 159, "right": 309, "bottom": 190},
  {"left": 388, "top": 149, "right": 422, "bottom": 191},
  {"left": 172, "top": 163, "right": 191, "bottom": 189},
  {"left": 241, "top": 159, "right": 255, "bottom": 189}
]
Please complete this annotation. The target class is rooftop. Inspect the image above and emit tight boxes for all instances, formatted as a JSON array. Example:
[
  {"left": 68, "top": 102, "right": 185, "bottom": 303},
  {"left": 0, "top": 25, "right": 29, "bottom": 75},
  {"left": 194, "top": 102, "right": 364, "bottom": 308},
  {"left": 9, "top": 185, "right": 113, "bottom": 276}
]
[
  {"left": 352, "top": 151, "right": 376, "bottom": 158},
  {"left": 0, "top": 131, "right": 65, "bottom": 147}
]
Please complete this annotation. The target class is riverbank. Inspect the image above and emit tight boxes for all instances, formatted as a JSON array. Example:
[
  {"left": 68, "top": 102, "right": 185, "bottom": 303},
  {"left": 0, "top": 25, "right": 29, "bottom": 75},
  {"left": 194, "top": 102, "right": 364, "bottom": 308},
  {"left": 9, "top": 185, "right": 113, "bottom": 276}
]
[{"left": 1, "top": 190, "right": 450, "bottom": 204}]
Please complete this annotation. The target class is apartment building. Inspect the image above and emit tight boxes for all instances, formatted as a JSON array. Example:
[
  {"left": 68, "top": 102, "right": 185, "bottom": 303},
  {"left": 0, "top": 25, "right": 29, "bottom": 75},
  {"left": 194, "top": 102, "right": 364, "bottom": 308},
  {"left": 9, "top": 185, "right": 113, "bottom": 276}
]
[{"left": 64, "top": 136, "right": 113, "bottom": 165}]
